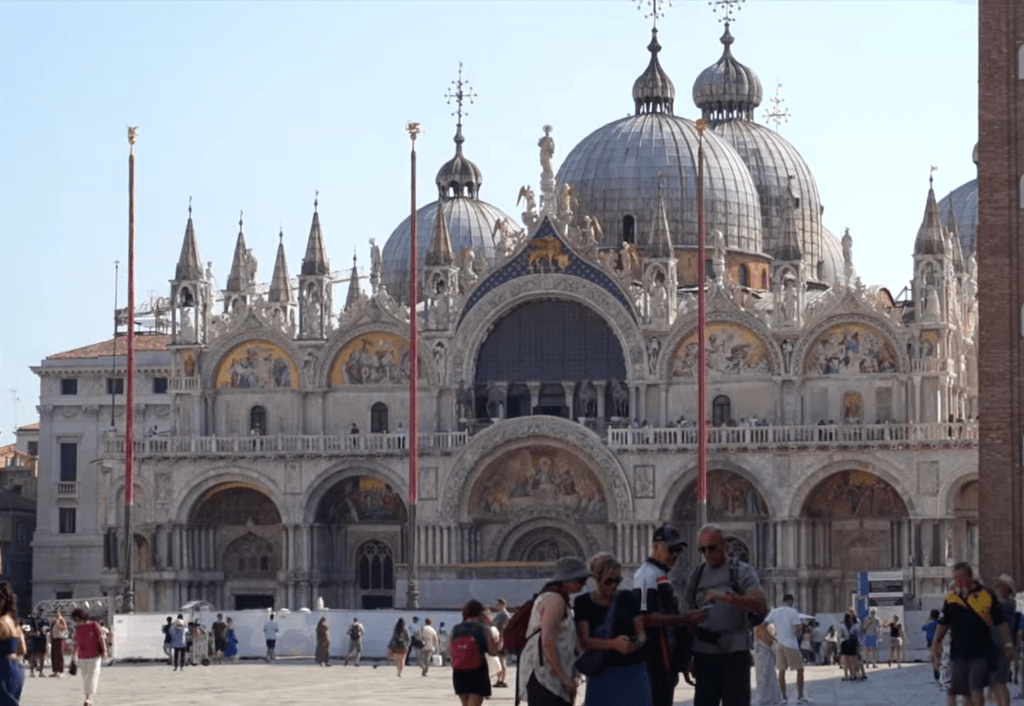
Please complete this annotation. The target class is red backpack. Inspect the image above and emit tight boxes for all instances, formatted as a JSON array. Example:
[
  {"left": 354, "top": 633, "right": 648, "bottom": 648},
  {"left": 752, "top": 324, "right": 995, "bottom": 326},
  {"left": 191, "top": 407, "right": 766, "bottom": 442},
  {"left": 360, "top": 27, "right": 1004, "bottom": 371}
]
[
  {"left": 450, "top": 624, "right": 483, "bottom": 671},
  {"left": 501, "top": 598, "right": 536, "bottom": 653}
]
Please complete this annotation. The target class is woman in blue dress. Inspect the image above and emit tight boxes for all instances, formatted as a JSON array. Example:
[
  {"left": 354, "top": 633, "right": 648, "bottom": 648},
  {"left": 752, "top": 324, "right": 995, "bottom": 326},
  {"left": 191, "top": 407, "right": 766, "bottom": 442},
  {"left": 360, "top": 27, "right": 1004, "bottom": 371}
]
[
  {"left": 224, "top": 618, "right": 238, "bottom": 662},
  {"left": 0, "top": 582, "right": 25, "bottom": 705}
]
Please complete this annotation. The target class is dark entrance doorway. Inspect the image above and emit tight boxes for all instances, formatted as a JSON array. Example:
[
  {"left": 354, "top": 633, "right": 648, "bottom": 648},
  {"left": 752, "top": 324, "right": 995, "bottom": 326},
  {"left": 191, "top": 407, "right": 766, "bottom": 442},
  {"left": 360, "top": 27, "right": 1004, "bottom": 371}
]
[
  {"left": 361, "top": 594, "right": 394, "bottom": 609},
  {"left": 234, "top": 594, "right": 275, "bottom": 610}
]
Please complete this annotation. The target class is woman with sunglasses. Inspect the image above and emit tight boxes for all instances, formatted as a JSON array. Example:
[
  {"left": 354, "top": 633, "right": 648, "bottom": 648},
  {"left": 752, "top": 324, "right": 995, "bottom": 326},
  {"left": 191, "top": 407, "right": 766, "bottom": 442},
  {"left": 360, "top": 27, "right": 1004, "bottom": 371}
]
[{"left": 574, "top": 553, "right": 650, "bottom": 706}]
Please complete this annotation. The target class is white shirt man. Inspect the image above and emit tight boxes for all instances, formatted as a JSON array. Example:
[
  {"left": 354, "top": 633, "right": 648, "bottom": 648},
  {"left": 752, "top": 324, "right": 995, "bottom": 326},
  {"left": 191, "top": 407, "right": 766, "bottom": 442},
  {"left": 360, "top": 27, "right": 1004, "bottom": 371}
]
[
  {"left": 765, "top": 594, "right": 809, "bottom": 703},
  {"left": 263, "top": 614, "right": 279, "bottom": 662}
]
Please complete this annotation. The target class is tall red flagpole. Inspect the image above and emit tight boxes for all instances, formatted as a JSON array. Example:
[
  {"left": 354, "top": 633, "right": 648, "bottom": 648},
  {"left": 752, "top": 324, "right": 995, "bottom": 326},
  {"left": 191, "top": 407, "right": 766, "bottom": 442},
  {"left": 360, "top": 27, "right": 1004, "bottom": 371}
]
[
  {"left": 124, "top": 126, "right": 138, "bottom": 612},
  {"left": 696, "top": 119, "right": 708, "bottom": 530},
  {"left": 406, "top": 121, "right": 421, "bottom": 609}
]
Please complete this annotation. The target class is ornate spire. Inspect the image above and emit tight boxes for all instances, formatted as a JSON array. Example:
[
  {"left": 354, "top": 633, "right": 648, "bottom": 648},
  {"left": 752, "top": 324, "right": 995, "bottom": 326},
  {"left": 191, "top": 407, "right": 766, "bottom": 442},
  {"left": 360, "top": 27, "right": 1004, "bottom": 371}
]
[
  {"left": 302, "top": 192, "right": 330, "bottom": 276},
  {"left": 647, "top": 174, "right": 674, "bottom": 258},
  {"left": 345, "top": 251, "right": 361, "bottom": 310},
  {"left": 225, "top": 211, "right": 251, "bottom": 292},
  {"left": 914, "top": 169, "right": 945, "bottom": 256},
  {"left": 175, "top": 197, "right": 204, "bottom": 280},
  {"left": 633, "top": 28, "right": 676, "bottom": 115},
  {"left": 426, "top": 204, "right": 455, "bottom": 266},
  {"left": 268, "top": 230, "right": 293, "bottom": 303},
  {"left": 436, "top": 62, "right": 483, "bottom": 199}
]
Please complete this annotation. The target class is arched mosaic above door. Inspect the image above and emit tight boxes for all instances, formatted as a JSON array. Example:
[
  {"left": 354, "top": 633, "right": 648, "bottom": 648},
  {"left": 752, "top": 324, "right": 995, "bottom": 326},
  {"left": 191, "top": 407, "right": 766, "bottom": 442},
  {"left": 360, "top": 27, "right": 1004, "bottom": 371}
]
[
  {"left": 215, "top": 340, "right": 298, "bottom": 389},
  {"left": 804, "top": 323, "right": 898, "bottom": 375},
  {"left": 672, "top": 323, "right": 771, "bottom": 378}
]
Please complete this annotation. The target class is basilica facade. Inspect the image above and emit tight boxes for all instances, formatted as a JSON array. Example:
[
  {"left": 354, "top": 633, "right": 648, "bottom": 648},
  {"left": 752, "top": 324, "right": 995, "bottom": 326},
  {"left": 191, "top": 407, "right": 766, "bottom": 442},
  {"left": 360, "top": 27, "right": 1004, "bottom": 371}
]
[{"left": 31, "top": 22, "right": 980, "bottom": 615}]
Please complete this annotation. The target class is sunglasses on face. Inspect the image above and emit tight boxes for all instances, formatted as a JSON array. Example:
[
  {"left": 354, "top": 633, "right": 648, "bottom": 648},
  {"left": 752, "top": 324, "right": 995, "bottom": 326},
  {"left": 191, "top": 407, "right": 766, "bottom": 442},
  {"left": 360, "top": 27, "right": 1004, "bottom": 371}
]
[
  {"left": 603, "top": 577, "right": 623, "bottom": 586},
  {"left": 698, "top": 544, "right": 721, "bottom": 554},
  {"left": 667, "top": 547, "right": 682, "bottom": 555}
]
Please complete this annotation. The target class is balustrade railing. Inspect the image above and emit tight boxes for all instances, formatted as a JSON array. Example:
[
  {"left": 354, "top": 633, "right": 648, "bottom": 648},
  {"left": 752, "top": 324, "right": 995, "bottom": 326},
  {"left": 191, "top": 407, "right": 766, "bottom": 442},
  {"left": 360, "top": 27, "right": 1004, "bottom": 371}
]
[
  {"left": 103, "top": 431, "right": 468, "bottom": 458},
  {"left": 607, "top": 422, "right": 978, "bottom": 449},
  {"left": 56, "top": 481, "right": 79, "bottom": 498}
]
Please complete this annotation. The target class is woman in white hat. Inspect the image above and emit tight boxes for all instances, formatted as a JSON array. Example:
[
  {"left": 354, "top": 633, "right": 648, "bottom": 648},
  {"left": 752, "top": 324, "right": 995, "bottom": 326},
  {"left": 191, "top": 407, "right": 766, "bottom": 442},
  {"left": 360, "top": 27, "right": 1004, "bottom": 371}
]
[{"left": 518, "top": 556, "right": 591, "bottom": 706}]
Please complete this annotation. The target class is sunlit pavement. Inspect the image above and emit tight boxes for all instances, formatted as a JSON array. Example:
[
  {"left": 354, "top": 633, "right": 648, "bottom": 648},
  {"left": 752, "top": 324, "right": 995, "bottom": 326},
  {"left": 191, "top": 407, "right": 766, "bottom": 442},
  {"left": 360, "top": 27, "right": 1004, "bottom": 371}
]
[{"left": 24, "top": 659, "right": 956, "bottom": 706}]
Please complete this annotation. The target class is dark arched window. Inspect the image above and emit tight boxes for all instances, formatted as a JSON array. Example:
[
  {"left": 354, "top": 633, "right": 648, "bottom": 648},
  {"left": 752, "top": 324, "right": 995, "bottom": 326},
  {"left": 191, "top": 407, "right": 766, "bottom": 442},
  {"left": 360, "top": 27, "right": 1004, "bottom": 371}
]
[
  {"left": 817, "top": 261, "right": 825, "bottom": 281},
  {"left": 250, "top": 406, "right": 267, "bottom": 436},
  {"left": 712, "top": 395, "right": 732, "bottom": 426},
  {"left": 738, "top": 264, "right": 749, "bottom": 287},
  {"left": 761, "top": 271, "right": 769, "bottom": 289},
  {"left": 370, "top": 402, "right": 389, "bottom": 433},
  {"left": 357, "top": 541, "right": 394, "bottom": 590},
  {"left": 622, "top": 215, "right": 636, "bottom": 244}
]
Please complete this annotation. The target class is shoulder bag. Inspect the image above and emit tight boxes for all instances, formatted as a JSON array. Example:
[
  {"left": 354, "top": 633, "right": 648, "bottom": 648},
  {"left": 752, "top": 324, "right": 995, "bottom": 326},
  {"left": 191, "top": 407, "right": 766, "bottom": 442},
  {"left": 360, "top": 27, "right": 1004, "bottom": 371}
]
[{"left": 574, "top": 592, "right": 620, "bottom": 677}]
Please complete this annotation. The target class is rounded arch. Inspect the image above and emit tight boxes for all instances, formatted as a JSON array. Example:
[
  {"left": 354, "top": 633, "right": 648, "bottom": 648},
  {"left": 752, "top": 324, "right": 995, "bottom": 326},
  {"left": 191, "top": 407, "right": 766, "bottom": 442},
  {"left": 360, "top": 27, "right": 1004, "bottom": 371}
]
[
  {"left": 659, "top": 460, "right": 778, "bottom": 522},
  {"left": 440, "top": 416, "right": 632, "bottom": 522},
  {"left": 320, "top": 321, "right": 436, "bottom": 387},
  {"left": 788, "top": 457, "right": 916, "bottom": 518},
  {"left": 660, "top": 314, "right": 780, "bottom": 379},
  {"left": 796, "top": 315, "right": 908, "bottom": 376},
  {"left": 451, "top": 276, "right": 646, "bottom": 385},
  {"left": 206, "top": 336, "right": 300, "bottom": 390},
  {"left": 190, "top": 485, "right": 283, "bottom": 525},
  {"left": 172, "top": 469, "right": 287, "bottom": 525},
  {"left": 301, "top": 460, "right": 408, "bottom": 524},
  {"left": 943, "top": 473, "right": 980, "bottom": 517},
  {"left": 497, "top": 518, "right": 592, "bottom": 562}
]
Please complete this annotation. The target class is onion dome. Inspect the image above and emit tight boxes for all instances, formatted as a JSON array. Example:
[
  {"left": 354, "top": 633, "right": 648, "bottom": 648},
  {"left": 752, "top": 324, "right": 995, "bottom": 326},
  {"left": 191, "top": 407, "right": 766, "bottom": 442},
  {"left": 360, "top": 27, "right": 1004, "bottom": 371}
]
[
  {"left": 633, "top": 28, "right": 675, "bottom": 115},
  {"left": 436, "top": 124, "right": 483, "bottom": 199},
  {"left": 693, "top": 24, "right": 763, "bottom": 121}
]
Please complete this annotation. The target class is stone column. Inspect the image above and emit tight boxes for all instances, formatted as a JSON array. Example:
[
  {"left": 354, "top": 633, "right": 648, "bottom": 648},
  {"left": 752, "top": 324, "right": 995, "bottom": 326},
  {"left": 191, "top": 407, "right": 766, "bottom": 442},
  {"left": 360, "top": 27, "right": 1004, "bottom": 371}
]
[
  {"left": 527, "top": 382, "right": 541, "bottom": 415},
  {"left": 562, "top": 381, "right": 576, "bottom": 420},
  {"left": 595, "top": 382, "right": 607, "bottom": 419},
  {"left": 660, "top": 384, "right": 668, "bottom": 426}
]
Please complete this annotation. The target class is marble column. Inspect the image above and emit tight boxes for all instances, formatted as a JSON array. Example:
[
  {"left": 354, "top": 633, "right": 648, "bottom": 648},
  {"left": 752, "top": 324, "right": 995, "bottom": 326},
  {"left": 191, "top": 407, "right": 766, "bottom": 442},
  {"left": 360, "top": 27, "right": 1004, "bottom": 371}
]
[
  {"left": 595, "top": 382, "right": 607, "bottom": 419},
  {"left": 562, "top": 381, "right": 576, "bottom": 420},
  {"left": 527, "top": 382, "right": 541, "bottom": 415}
]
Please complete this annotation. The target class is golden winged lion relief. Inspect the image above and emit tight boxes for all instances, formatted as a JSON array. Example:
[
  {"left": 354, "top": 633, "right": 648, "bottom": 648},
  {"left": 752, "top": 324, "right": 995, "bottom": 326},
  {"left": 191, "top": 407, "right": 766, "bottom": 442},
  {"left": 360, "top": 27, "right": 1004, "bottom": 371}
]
[{"left": 526, "top": 236, "right": 570, "bottom": 272}]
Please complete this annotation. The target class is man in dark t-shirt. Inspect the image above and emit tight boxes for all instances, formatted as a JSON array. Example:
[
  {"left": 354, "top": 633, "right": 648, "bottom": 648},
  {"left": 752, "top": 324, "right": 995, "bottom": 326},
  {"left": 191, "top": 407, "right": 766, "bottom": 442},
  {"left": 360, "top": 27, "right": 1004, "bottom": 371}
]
[
  {"left": 931, "top": 562, "right": 1015, "bottom": 706},
  {"left": 211, "top": 614, "right": 228, "bottom": 664}
]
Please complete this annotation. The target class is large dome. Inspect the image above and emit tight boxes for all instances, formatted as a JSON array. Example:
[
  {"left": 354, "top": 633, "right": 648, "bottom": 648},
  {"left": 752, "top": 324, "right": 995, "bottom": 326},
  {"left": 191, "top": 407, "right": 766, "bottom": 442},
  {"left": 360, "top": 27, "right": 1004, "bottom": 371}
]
[
  {"left": 938, "top": 178, "right": 977, "bottom": 258},
  {"left": 556, "top": 112, "right": 763, "bottom": 254},
  {"left": 818, "top": 226, "right": 852, "bottom": 287},
  {"left": 710, "top": 120, "right": 824, "bottom": 280},
  {"left": 380, "top": 197, "right": 514, "bottom": 304}
]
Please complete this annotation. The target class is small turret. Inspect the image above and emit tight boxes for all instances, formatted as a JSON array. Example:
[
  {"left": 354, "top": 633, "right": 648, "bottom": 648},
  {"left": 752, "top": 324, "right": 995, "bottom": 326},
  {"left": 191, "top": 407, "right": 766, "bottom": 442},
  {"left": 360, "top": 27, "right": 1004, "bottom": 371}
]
[
  {"left": 633, "top": 28, "right": 676, "bottom": 115},
  {"left": 268, "top": 231, "right": 293, "bottom": 304},
  {"left": 171, "top": 200, "right": 212, "bottom": 345},
  {"left": 299, "top": 195, "right": 333, "bottom": 339},
  {"left": 344, "top": 252, "right": 362, "bottom": 312}
]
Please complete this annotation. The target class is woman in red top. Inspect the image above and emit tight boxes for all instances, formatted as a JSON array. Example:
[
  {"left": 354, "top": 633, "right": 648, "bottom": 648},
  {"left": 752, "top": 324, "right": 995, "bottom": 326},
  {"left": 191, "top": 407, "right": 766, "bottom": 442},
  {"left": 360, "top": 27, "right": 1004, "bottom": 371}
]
[{"left": 71, "top": 607, "right": 105, "bottom": 706}]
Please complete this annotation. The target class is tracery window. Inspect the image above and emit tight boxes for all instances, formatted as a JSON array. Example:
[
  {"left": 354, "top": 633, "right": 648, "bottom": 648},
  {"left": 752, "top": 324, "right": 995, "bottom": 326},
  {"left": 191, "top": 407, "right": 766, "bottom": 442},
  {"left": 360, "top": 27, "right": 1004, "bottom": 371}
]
[{"left": 357, "top": 541, "right": 394, "bottom": 590}]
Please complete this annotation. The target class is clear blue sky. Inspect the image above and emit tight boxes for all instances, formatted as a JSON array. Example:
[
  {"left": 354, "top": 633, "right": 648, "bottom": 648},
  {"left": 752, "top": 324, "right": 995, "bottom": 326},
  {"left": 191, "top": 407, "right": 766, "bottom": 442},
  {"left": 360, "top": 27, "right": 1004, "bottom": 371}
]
[{"left": 0, "top": 0, "right": 978, "bottom": 443}]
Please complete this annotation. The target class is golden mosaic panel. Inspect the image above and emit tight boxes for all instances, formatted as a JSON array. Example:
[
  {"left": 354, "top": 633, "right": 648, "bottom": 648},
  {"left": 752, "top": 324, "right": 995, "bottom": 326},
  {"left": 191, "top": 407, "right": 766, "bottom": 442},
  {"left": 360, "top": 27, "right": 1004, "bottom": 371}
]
[
  {"left": 469, "top": 445, "right": 607, "bottom": 521},
  {"left": 330, "top": 332, "right": 423, "bottom": 386},
  {"left": 214, "top": 340, "right": 298, "bottom": 389},
  {"left": 803, "top": 470, "right": 907, "bottom": 519},
  {"left": 671, "top": 322, "right": 771, "bottom": 377},
  {"left": 804, "top": 323, "right": 898, "bottom": 375}
]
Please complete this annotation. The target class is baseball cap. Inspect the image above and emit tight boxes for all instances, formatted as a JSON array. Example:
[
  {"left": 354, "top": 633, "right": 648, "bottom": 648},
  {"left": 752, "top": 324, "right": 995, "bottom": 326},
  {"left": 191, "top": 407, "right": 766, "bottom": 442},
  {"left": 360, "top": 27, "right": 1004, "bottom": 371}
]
[{"left": 652, "top": 524, "right": 687, "bottom": 548}]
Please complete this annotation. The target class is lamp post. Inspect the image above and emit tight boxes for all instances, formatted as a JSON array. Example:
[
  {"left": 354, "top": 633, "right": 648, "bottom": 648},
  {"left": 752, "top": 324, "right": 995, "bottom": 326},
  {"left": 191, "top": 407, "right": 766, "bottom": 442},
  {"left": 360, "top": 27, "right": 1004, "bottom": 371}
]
[
  {"left": 405, "top": 121, "right": 421, "bottom": 610},
  {"left": 696, "top": 118, "right": 709, "bottom": 531}
]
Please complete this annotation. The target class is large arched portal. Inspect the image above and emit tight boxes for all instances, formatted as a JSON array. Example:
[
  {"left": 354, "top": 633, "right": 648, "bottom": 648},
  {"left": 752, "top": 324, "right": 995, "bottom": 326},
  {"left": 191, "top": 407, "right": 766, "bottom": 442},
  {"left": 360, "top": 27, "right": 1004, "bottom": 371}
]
[
  {"left": 474, "top": 300, "right": 626, "bottom": 420},
  {"left": 312, "top": 475, "right": 407, "bottom": 609},
  {"left": 800, "top": 470, "right": 909, "bottom": 611},
  {"left": 189, "top": 485, "right": 282, "bottom": 610},
  {"left": 467, "top": 442, "right": 609, "bottom": 562},
  {"left": 670, "top": 469, "right": 770, "bottom": 567}
]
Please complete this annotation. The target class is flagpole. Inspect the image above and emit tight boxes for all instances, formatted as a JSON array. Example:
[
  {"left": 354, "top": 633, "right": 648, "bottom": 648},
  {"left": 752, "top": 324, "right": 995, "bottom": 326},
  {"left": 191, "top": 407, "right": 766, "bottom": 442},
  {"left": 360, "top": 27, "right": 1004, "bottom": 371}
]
[
  {"left": 123, "top": 126, "right": 138, "bottom": 613},
  {"left": 406, "top": 121, "right": 421, "bottom": 610},
  {"left": 696, "top": 119, "right": 708, "bottom": 530}
]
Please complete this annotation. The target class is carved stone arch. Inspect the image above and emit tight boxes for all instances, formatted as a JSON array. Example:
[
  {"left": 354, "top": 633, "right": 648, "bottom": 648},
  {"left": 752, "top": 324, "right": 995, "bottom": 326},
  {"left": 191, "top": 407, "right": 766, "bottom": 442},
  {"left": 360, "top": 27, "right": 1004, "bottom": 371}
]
[
  {"left": 320, "top": 321, "right": 435, "bottom": 387},
  {"left": 301, "top": 460, "right": 408, "bottom": 524},
  {"left": 660, "top": 312, "right": 781, "bottom": 379},
  {"left": 941, "top": 472, "right": 980, "bottom": 517},
  {"left": 450, "top": 276, "right": 646, "bottom": 386},
  {"left": 788, "top": 456, "right": 916, "bottom": 518},
  {"left": 794, "top": 314, "right": 909, "bottom": 377},
  {"left": 659, "top": 460, "right": 778, "bottom": 522},
  {"left": 202, "top": 329, "right": 301, "bottom": 390},
  {"left": 172, "top": 468, "right": 288, "bottom": 525},
  {"left": 112, "top": 477, "right": 154, "bottom": 526},
  {"left": 495, "top": 517, "right": 596, "bottom": 562},
  {"left": 440, "top": 416, "right": 632, "bottom": 522}
]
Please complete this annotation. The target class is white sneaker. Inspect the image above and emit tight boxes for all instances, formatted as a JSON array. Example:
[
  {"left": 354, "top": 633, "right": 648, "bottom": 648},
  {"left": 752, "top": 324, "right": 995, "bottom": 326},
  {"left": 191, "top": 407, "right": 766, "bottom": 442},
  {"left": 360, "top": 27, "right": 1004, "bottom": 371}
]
[{"left": 798, "top": 697, "right": 812, "bottom": 704}]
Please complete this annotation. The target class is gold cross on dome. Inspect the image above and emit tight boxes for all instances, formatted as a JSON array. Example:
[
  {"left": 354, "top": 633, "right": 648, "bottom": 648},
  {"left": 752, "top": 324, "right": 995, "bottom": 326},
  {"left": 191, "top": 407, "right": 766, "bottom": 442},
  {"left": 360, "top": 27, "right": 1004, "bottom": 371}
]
[
  {"left": 444, "top": 62, "right": 476, "bottom": 125},
  {"left": 763, "top": 81, "right": 792, "bottom": 133},
  {"left": 709, "top": 0, "right": 743, "bottom": 25},
  {"left": 636, "top": 0, "right": 671, "bottom": 29}
]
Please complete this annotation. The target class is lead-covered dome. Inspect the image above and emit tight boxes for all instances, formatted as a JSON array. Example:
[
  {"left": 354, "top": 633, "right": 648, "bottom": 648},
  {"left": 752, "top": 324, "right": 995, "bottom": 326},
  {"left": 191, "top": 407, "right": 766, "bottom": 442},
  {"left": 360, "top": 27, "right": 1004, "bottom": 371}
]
[
  {"left": 556, "top": 29, "right": 762, "bottom": 256},
  {"left": 938, "top": 178, "right": 977, "bottom": 258}
]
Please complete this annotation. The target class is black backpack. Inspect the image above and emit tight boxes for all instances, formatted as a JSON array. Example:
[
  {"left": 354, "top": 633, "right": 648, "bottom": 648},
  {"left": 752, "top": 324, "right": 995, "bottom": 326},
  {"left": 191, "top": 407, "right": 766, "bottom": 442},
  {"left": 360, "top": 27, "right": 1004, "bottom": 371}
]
[
  {"left": 686, "top": 556, "right": 767, "bottom": 627},
  {"left": 348, "top": 624, "right": 361, "bottom": 640}
]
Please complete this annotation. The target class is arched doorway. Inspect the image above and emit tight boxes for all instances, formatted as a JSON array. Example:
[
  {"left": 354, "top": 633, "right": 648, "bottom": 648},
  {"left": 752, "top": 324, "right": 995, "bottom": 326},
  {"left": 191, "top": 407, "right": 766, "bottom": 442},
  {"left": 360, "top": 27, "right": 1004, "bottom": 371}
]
[
  {"left": 189, "top": 485, "right": 282, "bottom": 610},
  {"left": 507, "top": 527, "right": 585, "bottom": 562},
  {"left": 801, "top": 470, "right": 909, "bottom": 611},
  {"left": 312, "top": 475, "right": 407, "bottom": 609}
]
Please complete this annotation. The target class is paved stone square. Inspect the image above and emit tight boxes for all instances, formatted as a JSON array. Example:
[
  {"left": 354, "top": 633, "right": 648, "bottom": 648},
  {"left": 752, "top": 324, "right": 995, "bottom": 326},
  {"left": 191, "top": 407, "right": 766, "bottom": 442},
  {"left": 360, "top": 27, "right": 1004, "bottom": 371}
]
[{"left": 24, "top": 659, "right": 958, "bottom": 706}]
